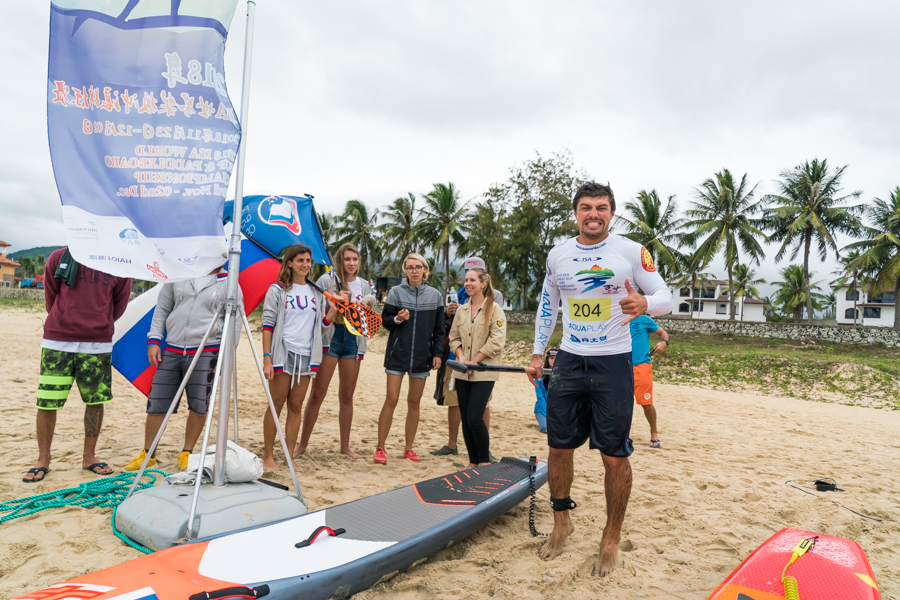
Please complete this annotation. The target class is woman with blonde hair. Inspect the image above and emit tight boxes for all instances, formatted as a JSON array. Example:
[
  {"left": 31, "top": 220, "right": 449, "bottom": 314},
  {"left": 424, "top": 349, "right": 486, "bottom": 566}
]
[
  {"left": 260, "top": 244, "right": 341, "bottom": 470},
  {"left": 374, "top": 253, "right": 445, "bottom": 464},
  {"left": 448, "top": 267, "right": 506, "bottom": 469},
  {"left": 295, "top": 243, "right": 376, "bottom": 459}
]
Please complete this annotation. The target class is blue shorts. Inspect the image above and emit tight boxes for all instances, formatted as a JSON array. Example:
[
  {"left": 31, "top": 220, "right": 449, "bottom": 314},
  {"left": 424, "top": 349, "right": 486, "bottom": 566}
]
[
  {"left": 385, "top": 369, "right": 430, "bottom": 379},
  {"left": 327, "top": 325, "right": 360, "bottom": 359}
]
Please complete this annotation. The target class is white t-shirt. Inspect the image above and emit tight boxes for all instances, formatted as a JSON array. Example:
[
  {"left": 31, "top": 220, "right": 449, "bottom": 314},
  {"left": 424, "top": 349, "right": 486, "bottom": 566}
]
[
  {"left": 282, "top": 283, "right": 317, "bottom": 356},
  {"left": 346, "top": 277, "right": 364, "bottom": 303},
  {"left": 41, "top": 340, "right": 112, "bottom": 354},
  {"left": 533, "top": 235, "right": 672, "bottom": 356}
]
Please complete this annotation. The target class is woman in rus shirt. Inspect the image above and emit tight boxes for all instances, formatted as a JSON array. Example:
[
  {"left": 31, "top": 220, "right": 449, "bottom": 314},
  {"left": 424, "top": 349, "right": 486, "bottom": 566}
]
[
  {"left": 261, "top": 244, "right": 342, "bottom": 471},
  {"left": 448, "top": 268, "right": 507, "bottom": 469}
]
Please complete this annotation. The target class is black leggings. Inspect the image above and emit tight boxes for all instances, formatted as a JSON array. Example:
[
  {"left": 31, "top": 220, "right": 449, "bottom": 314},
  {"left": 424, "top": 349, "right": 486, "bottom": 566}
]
[{"left": 455, "top": 379, "right": 494, "bottom": 464}]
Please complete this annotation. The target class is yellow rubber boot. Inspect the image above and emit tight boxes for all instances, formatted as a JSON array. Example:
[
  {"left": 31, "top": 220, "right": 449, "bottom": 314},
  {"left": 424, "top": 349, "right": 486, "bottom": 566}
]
[
  {"left": 124, "top": 450, "right": 156, "bottom": 472},
  {"left": 178, "top": 451, "right": 191, "bottom": 472}
]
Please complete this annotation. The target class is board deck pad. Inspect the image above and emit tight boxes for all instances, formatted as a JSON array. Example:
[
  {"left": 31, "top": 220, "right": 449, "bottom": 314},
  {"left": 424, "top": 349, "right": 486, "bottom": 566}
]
[
  {"left": 707, "top": 528, "right": 880, "bottom": 600},
  {"left": 16, "top": 457, "right": 547, "bottom": 600}
]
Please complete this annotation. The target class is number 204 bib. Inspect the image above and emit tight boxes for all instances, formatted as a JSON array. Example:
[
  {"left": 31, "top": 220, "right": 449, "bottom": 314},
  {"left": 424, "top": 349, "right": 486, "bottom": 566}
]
[{"left": 567, "top": 297, "right": 612, "bottom": 321}]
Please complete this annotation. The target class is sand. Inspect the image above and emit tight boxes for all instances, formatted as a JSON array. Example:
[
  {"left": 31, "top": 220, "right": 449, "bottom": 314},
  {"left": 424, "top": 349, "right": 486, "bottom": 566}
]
[{"left": 0, "top": 306, "right": 897, "bottom": 599}]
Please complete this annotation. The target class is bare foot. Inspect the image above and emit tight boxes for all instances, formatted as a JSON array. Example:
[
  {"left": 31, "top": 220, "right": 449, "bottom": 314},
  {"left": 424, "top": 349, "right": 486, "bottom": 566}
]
[
  {"left": 285, "top": 459, "right": 302, "bottom": 471},
  {"left": 539, "top": 517, "right": 575, "bottom": 561},
  {"left": 591, "top": 540, "right": 619, "bottom": 577},
  {"left": 341, "top": 448, "right": 363, "bottom": 460},
  {"left": 459, "top": 463, "right": 477, "bottom": 471},
  {"left": 262, "top": 456, "right": 278, "bottom": 471},
  {"left": 292, "top": 443, "right": 306, "bottom": 458}
]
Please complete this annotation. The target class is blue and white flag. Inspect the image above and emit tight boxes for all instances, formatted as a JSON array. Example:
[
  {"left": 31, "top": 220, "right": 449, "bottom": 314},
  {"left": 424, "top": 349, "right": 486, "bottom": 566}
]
[
  {"left": 48, "top": 0, "right": 241, "bottom": 280},
  {"left": 224, "top": 195, "right": 333, "bottom": 266}
]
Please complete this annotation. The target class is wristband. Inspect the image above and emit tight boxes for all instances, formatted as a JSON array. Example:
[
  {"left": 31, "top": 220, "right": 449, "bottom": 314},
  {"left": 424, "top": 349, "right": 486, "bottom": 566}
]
[
  {"left": 263, "top": 352, "right": 271, "bottom": 357},
  {"left": 662, "top": 340, "right": 669, "bottom": 346}
]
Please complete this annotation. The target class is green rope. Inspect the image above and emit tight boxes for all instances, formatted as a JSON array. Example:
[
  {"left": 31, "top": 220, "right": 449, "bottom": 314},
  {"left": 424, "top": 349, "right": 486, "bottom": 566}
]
[{"left": 1, "top": 469, "right": 168, "bottom": 554}]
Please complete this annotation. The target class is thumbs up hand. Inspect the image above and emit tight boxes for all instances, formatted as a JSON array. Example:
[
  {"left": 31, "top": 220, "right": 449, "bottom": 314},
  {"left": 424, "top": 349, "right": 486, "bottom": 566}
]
[{"left": 618, "top": 278, "right": 648, "bottom": 325}]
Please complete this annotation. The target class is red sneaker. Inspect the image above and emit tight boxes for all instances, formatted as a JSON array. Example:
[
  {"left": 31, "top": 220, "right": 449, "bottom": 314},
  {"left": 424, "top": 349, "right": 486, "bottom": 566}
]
[
  {"left": 403, "top": 449, "right": 422, "bottom": 462},
  {"left": 374, "top": 447, "right": 387, "bottom": 464}
]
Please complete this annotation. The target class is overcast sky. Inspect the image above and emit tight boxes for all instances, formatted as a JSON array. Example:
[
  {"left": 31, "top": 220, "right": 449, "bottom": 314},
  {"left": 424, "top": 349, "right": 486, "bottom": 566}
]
[{"left": 4, "top": 1, "right": 899, "bottom": 293}]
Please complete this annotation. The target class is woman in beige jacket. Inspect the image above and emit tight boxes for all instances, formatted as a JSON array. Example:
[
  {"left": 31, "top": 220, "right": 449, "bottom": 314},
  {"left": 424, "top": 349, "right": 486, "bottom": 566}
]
[{"left": 448, "top": 268, "right": 507, "bottom": 469}]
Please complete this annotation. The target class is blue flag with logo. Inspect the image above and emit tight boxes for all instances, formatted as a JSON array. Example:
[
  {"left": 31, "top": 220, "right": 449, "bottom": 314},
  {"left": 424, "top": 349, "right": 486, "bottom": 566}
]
[
  {"left": 48, "top": 0, "right": 240, "bottom": 281},
  {"left": 224, "top": 195, "right": 332, "bottom": 266}
]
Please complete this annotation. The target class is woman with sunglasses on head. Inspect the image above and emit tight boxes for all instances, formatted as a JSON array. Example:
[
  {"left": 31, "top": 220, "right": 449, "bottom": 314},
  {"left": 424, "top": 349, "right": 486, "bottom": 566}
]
[
  {"left": 448, "top": 268, "right": 507, "bottom": 469},
  {"left": 295, "top": 243, "right": 376, "bottom": 460},
  {"left": 533, "top": 348, "right": 557, "bottom": 434},
  {"left": 260, "top": 244, "right": 342, "bottom": 471},
  {"left": 374, "top": 253, "right": 445, "bottom": 464}
]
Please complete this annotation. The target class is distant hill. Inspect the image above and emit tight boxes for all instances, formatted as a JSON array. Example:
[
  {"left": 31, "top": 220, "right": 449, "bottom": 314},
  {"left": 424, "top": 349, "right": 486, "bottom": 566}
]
[{"left": 8, "top": 246, "right": 65, "bottom": 260}]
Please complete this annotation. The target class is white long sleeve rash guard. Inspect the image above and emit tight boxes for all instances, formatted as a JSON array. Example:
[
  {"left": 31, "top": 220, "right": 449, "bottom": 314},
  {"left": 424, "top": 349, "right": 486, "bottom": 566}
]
[{"left": 533, "top": 235, "right": 673, "bottom": 357}]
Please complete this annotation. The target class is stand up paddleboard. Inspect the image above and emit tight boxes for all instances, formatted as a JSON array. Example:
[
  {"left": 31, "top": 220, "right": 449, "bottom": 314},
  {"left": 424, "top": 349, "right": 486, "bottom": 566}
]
[
  {"left": 17, "top": 457, "right": 547, "bottom": 600},
  {"left": 707, "top": 528, "right": 880, "bottom": 600}
]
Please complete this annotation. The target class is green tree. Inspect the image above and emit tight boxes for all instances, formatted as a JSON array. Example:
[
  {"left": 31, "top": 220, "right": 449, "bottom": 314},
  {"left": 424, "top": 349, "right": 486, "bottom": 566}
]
[
  {"left": 377, "top": 193, "right": 421, "bottom": 264},
  {"left": 772, "top": 264, "right": 828, "bottom": 323},
  {"left": 724, "top": 263, "right": 766, "bottom": 321},
  {"left": 419, "top": 182, "right": 468, "bottom": 293},
  {"left": 332, "top": 200, "right": 380, "bottom": 279},
  {"left": 485, "top": 150, "right": 585, "bottom": 309},
  {"left": 763, "top": 158, "right": 864, "bottom": 323},
  {"left": 845, "top": 187, "right": 900, "bottom": 328},
  {"left": 671, "top": 250, "right": 717, "bottom": 320},
  {"left": 682, "top": 169, "right": 766, "bottom": 321},
  {"left": 458, "top": 197, "right": 507, "bottom": 280},
  {"left": 618, "top": 190, "right": 685, "bottom": 281}
]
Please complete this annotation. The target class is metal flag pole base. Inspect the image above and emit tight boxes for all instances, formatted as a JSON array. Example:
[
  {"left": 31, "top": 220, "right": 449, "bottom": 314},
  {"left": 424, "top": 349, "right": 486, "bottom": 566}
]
[{"left": 115, "top": 300, "right": 308, "bottom": 552}]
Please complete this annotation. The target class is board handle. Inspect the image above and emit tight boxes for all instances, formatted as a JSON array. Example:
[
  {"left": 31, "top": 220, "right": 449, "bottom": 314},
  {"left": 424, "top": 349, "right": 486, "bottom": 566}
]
[
  {"left": 295, "top": 525, "right": 346, "bottom": 548},
  {"left": 189, "top": 584, "right": 270, "bottom": 600}
]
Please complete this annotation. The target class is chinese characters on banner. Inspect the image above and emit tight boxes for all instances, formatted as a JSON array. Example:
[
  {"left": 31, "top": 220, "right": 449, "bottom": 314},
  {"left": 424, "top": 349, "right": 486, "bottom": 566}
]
[{"left": 48, "top": 0, "right": 240, "bottom": 280}]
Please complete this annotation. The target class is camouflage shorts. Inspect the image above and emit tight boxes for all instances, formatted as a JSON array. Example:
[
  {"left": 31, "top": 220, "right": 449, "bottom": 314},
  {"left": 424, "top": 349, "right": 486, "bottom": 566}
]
[{"left": 37, "top": 349, "right": 112, "bottom": 410}]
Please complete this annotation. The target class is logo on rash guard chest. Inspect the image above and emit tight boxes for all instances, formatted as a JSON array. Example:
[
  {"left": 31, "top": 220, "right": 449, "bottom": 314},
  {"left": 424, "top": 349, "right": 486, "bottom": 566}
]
[
  {"left": 575, "top": 265, "right": 615, "bottom": 291},
  {"left": 258, "top": 196, "right": 301, "bottom": 234}
]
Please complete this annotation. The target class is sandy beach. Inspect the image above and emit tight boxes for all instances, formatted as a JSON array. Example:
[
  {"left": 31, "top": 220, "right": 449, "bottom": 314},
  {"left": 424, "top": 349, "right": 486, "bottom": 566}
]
[{"left": 0, "top": 306, "right": 897, "bottom": 600}]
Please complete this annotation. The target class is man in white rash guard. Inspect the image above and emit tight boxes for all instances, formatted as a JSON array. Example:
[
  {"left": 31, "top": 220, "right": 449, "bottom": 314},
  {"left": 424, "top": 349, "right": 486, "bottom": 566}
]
[{"left": 528, "top": 181, "right": 673, "bottom": 577}]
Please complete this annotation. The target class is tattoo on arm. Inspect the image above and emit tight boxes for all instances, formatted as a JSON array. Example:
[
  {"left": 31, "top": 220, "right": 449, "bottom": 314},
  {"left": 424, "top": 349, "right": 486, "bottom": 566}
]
[{"left": 84, "top": 405, "right": 104, "bottom": 438}]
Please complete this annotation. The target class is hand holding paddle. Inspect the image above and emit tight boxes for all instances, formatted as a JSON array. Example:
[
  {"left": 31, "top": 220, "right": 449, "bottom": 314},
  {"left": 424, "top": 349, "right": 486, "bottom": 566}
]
[
  {"left": 306, "top": 279, "right": 382, "bottom": 338},
  {"left": 527, "top": 355, "right": 543, "bottom": 387},
  {"left": 447, "top": 360, "right": 550, "bottom": 377},
  {"left": 618, "top": 278, "right": 648, "bottom": 325}
]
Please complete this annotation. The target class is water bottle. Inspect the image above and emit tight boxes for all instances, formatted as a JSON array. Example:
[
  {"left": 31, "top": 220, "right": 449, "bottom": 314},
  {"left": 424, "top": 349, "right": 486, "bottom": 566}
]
[{"left": 449, "top": 291, "right": 459, "bottom": 306}]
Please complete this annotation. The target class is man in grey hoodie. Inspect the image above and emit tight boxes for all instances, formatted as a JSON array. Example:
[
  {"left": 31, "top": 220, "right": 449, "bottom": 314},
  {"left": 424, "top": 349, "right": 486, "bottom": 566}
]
[{"left": 124, "top": 266, "right": 241, "bottom": 472}]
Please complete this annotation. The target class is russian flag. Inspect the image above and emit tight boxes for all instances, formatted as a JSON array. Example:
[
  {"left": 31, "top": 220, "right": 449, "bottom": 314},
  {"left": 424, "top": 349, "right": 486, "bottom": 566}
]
[{"left": 112, "top": 239, "right": 279, "bottom": 396}]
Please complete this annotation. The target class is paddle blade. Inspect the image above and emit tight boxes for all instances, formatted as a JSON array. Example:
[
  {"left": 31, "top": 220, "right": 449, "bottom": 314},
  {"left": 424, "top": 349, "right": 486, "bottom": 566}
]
[{"left": 337, "top": 302, "right": 382, "bottom": 339}]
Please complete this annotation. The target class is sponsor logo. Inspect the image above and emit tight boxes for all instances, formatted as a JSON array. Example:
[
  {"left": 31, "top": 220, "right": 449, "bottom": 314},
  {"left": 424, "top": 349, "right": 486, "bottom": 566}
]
[
  {"left": 644, "top": 393, "right": 652, "bottom": 400},
  {"left": 154, "top": 244, "right": 165, "bottom": 256},
  {"left": 258, "top": 195, "right": 301, "bottom": 234},
  {"left": 146, "top": 261, "right": 168, "bottom": 279},
  {"left": 178, "top": 256, "right": 198, "bottom": 265},
  {"left": 570, "top": 334, "right": 608, "bottom": 344},
  {"left": 67, "top": 226, "right": 99, "bottom": 240},
  {"left": 88, "top": 254, "right": 132, "bottom": 265},
  {"left": 602, "top": 284, "right": 623, "bottom": 294},
  {"left": 14, "top": 582, "right": 114, "bottom": 600},
  {"left": 641, "top": 247, "right": 656, "bottom": 272},
  {"left": 118, "top": 228, "right": 139, "bottom": 245},
  {"left": 571, "top": 256, "right": 603, "bottom": 262},
  {"left": 575, "top": 265, "right": 615, "bottom": 291}
]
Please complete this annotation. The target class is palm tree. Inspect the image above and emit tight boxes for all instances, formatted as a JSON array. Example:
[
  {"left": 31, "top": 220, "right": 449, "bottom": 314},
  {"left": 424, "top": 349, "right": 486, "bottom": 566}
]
[
  {"left": 724, "top": 263, "right": 766, "bottom": 321},
  {"left": 772, "top": 265, "right": 828, "bottom": 323},
  {"left": 377, "top": 193, "right": 420, "bottom": 263},
  {"left": 317, "top": 212, "right": 335, "bottom": 248},
  {"left": 831, "top": 249, "right": 865, "bottom": 325},
  {"left": 419, "top": 182, "right": 468, "bottom": 292},
  {"left": 19, "top": 256, "right": 39, "bottom": 278},
  {"left": 671, "top": 249, "right": 717, "bottom": 320},
  {"left": 331, "top": 200, "right": 379, "bottom": 279},
  {"left": 762, "top": 159, "right": 864, "bottom": 324},
  {"left": 618, "top": 190, "right": 685, "bottom": 281},
  {"left": 458, "top": 198, "right": 506, "bottom": 279},
  {"left": 681, "top": 169, "right": 766, "bottom": 321},
  {"left": 824, "top": 292, "right": 837, "bottom": 320},
  {"left": 845, "top": 187, "right": 900, "bottom": 328}
]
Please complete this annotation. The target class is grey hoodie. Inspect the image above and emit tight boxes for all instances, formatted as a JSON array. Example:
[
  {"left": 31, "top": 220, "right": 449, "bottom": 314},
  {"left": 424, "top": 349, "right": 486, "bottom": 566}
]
[
  {"left": 148, "top": 272, "right": 242, "bottom": 352},
  {"left": 316, "top": 272, "right": 376, "bottom": 359},
  {"left": 262, "top": 281, "right": 330, "bottom": 375}
]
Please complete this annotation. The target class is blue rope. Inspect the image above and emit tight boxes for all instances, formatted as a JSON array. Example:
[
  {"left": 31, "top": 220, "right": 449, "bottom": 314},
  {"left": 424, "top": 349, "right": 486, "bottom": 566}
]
[{"left": 1, "top": 470, "right": 168, "bottom": 554}]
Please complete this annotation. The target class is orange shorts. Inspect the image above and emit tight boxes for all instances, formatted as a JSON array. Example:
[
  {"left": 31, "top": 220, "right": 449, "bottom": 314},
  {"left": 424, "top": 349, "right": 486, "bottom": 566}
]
[{"left": 633, "top": 362, "right": 653, "bottom": 405}]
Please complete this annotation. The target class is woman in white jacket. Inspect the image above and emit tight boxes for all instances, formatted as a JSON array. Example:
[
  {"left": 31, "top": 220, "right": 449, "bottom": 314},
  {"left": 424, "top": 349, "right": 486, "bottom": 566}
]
[{"left": 261, "top": 244, "right": 343, "bottom": 470}]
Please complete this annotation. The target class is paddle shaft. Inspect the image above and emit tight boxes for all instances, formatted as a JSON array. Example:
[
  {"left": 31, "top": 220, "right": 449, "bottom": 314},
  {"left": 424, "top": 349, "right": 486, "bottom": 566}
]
[{"left": 446, "top": 360, "right": 552, "bottom": 376}]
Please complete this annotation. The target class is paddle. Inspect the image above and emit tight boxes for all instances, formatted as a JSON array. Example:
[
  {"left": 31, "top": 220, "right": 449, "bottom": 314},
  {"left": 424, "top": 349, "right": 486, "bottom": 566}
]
[
  {"left": 446, "top": 360, "right": 552, "bottom": 376},
  {"left": 306, "top": 279, "right": 382, "bottom": 339}
]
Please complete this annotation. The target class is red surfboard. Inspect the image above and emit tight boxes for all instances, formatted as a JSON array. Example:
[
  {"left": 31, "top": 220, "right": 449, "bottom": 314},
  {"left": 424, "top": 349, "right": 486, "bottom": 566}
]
[{"left": 707, "top": 528, "right": 880, "bottom": 600}]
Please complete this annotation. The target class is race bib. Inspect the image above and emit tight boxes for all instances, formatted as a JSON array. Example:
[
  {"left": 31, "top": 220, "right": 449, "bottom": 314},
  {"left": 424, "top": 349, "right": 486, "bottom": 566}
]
[{"left": 568, "top": 297, "right": 612, "bottom": 321}]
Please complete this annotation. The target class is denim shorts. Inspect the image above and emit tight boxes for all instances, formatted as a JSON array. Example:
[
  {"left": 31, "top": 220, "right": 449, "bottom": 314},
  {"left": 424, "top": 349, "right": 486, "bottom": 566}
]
[
  {"left": 327, "top": 325, "right": 359, "bottom": 359},
  {"left": 385, "top": 369, "right": 430, "bottom": 379}
]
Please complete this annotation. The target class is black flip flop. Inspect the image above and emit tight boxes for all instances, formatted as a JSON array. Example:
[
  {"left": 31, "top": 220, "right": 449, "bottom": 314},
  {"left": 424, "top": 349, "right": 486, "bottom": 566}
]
[
  {"left": 83, "top": 462, "right": 113, "bottom": 476},
  {"left": 23, "top": 467, "right": 50, "bottom": 483}
]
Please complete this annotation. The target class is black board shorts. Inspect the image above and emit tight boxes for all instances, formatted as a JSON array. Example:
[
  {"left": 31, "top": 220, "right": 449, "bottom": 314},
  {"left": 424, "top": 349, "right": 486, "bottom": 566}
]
[{"left": 546, "top": 350, "right": 634, "bottom": 457}]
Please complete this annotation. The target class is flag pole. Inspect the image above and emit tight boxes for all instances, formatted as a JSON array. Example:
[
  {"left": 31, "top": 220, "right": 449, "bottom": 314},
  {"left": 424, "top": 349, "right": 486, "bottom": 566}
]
[{"left": 214, "top": 0, "right": 256, "bottom": 487}]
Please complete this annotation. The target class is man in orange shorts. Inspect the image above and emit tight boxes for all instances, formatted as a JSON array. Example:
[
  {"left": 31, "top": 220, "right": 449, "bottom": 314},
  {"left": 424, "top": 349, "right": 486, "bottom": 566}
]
[{"left": 628, "top": 315, "right": 669, "bottom": 448}]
